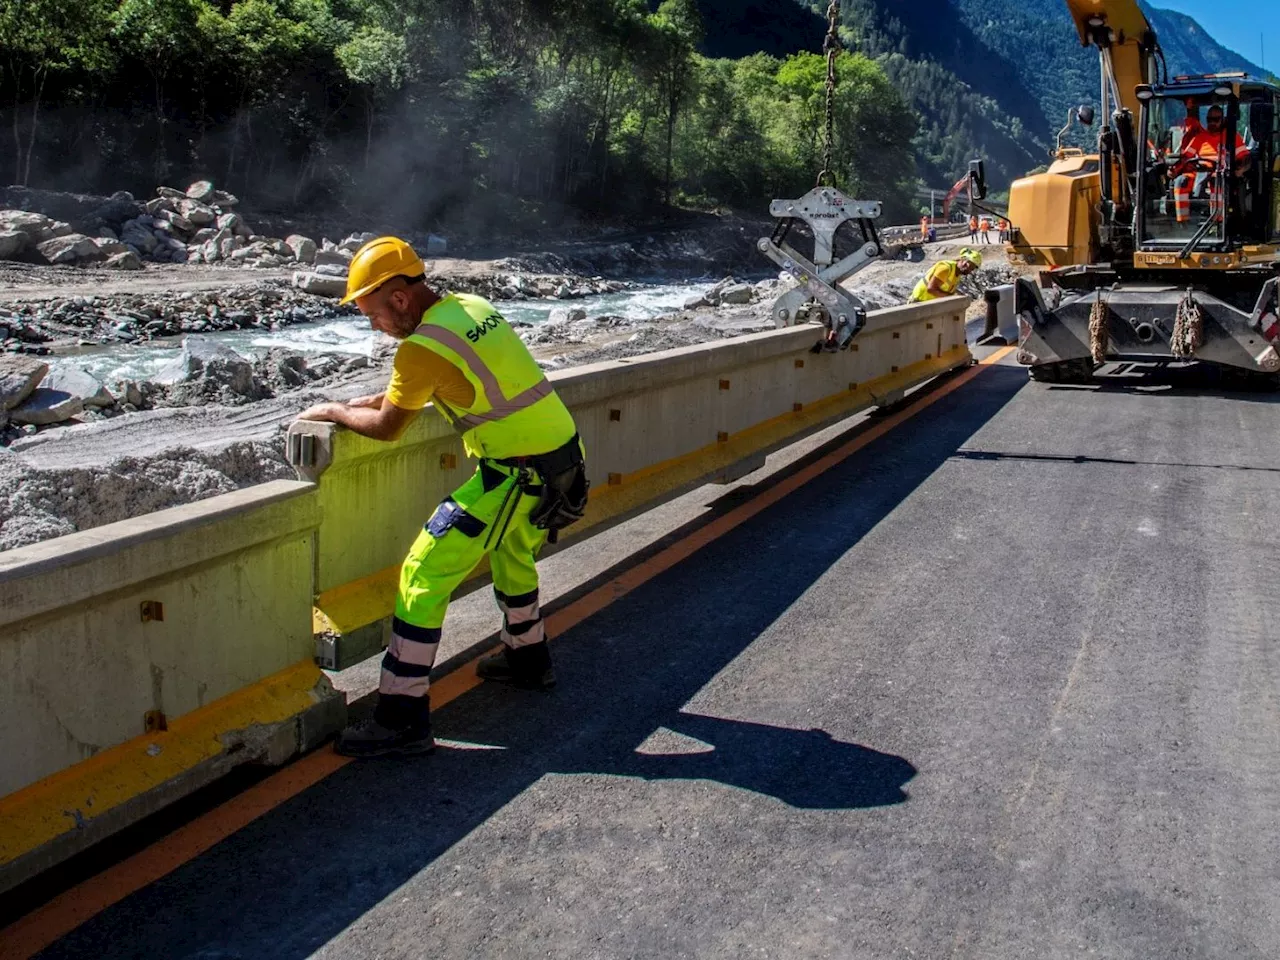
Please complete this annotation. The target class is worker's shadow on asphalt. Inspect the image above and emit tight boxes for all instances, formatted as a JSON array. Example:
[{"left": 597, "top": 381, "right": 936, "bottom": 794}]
[
  {"left": 37, "top": 364, "right": 1028, "bottom": 960},
  {"left": 619, "top": 713, "right": 915, "bottom": 809}
]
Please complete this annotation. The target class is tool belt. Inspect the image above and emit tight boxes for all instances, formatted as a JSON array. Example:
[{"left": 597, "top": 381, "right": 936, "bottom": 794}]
[{"left": 490, "top": 434, "right": 588, "bottom": 541}]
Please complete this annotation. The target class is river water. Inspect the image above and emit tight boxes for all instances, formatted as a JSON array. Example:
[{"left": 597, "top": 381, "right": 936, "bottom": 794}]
[{"left": 53, "top": 280, "right": 716, "bottom": 384}]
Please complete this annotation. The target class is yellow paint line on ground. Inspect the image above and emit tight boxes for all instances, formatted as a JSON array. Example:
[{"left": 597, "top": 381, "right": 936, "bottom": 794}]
[{"left": 0, "top": 345, "right": 1014, "bottom": 959}]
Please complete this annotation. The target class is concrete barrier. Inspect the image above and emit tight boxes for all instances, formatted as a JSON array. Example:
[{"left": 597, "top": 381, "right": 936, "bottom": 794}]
[
  {"left": 0, "top": 480, "right": 345, "bottom": 894},
  {"left": 290, "top": 299, "right": 972, "bottom": 667},
  {"left": 0, "top": 296, "right": 968, "bottom": 890}
]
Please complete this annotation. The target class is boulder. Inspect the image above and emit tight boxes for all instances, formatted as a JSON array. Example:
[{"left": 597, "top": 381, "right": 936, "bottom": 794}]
[
  {"left": 212, "top": 189, "right": 239, "bottom": 208},
  {"left": 42, "top": 366, "right": 113, "bottom": 408},
  {"left": 285, "top": 234, "right": 316, "bottom": 264},
  {"left": 215, "top": 211, "right": 242, "bottom": 232},
  {"left": 37, "top": 233, "right": 104, "bottom": 264},
  {"left": 313, "top": 247, "right": 352, "bottom": 268},
  {"left": 252, "top": 254, "right": 288, "bottom": 268},
  {"left": 719, "top": 283, "right": 754, "bottom": 305},
  {"left": 192, "top": 227, "right": 216, "bottom": 244},
  {"left": 180, "top": 200, "right": 216, "bottom": 225},
  {"left": 202, "top": 239, "right": 221, "bottom": 262},
  {"left": 156, "top": 209, "right": 194, "bottom": 234},
  {"left": 95, "top": 226, "right": 119, "bottom": 240},
  {"left": 9, "top": 387, "right": 83, "bottom": 425},
  {"left": 185, "top": 180, "right": 216, "bottom": 202},
  {"left": 683, "top": 295, "right": 711, "bottom": 311},
  {"left": 0, "top": 230, "right": 28, "bottom": 259},
  {"left": 105, "top": 250, "right": 143, "bottom": 270},
  {"left": 144, "top": 197, "right": 173, "bottom": 216},
  {"left": 0, "top": 355, "right": 48, "bottom": 410},
  {"left": 218, "top": 236, "right": 236, "bottom": 260},
  {"left": 121, "top": 221, "right": 159, "bottom": 253},
  {"left": 93, "top": 237, "right": 129, "bottom": 257},
  {"left": 555, "top": 284, "right": 573, "bottom": 299},
  {"left": 312, "top": 262, "right": 348, "bottom": 279},
  {"left": 293, "top": 271, "right": 348, "bottom": 297},
  {"left": 155, "top": 336, "right": 253, "bottom": 391},
  {"left": 157, "top": 186, "right": 186, "bottom": 201},
  {"left": 0, "top": 210, "right": 49, "bottom": 240}
]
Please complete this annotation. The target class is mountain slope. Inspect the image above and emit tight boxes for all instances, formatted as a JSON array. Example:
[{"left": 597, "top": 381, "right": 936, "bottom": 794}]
[{"left": 694, "top": 0, "right": 1267, "bottom": 191}]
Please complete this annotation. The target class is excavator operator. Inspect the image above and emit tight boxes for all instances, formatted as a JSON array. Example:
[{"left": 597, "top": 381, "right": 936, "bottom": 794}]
[{"left": 1169, "top": 102, "right": 1252, "bottom": 223}]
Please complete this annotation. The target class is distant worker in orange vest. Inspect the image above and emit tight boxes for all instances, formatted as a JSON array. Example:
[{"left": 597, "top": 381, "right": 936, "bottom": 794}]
[
  {"left": 968, "top": 214, "right": 979, "bottom": 242},
  {"left": 998, "top": 218, "right": 1010, "bottom": 243},
  {"left": 979, "top": 217, "right": 993, "bottom": 243},
  {"left": 920, "top": 215, "right": 931, "bottom": 240}
]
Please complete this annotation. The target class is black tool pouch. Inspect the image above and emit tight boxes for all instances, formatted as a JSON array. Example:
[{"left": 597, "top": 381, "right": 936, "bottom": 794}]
[{"left": 525, "top": 436, "right": 589, "bottom": 542}]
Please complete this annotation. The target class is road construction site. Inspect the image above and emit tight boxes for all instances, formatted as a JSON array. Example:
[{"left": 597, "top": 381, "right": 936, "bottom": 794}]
[{"left": 3, "top": 334, "right": 1278, "bottom": 959}]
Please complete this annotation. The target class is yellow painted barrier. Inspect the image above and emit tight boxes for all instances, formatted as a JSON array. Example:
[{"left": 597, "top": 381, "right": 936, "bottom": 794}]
[
  {"left": 290, "top": 299, "right": 972, "bottom": 666},
  {"left": 0, "top": 296, "right": 968, "bottom": 891},
  {"left": 0, "top": 481, "right": 344, "bottom": 894}
]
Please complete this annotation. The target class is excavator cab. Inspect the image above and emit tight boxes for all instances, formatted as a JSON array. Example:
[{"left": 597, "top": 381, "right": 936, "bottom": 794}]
[{"left": 1134, "top": 78, "right": 1280, "bottom": 258}]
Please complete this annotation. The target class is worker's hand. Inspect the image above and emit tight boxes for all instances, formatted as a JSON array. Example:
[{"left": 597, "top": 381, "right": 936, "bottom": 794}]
[
  {"left": 296, "top": 402, "right": 342, "bottom": 423},
  {"left": 345, "top": 393, "right": 384, "bottom": 409}
]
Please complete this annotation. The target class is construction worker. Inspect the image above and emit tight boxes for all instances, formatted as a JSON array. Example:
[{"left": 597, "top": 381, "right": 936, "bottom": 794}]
[
  {"left": 968, "top": 214, "right": 979, "bottom": 242},
  {"left": 979, "top": 216, "right": 993, "bottom": 243},
  {"left": 1170, "top": 103, "right": 1251, "bottom": 223},
  {"left": 296, "top": 237, "right": 588, "bottom": 758},
  {"left": 909, "top": 247, "right": 983, "bottom": 303},
  {"left": 920, "top": 215, "right": 931, "bottom": 241},
  {"left": 998, "top": 218, "right": 1010, "bottom": 244}
]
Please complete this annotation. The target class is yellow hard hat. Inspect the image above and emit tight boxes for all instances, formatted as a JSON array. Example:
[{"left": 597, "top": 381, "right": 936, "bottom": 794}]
[
  {"left": 958, "top": 247, "right": 983, "bottom": 268},
  {"left": 340, "top": 236, "right": 425, "bottom": 304}
]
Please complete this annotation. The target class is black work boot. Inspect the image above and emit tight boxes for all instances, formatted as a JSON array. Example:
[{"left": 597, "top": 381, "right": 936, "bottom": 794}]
[
  {"left": 335, "top": 695, "right": 435, "bottom": 758},
  {"left": 476, "top": 641, "right": 556, "bottom": 690}
]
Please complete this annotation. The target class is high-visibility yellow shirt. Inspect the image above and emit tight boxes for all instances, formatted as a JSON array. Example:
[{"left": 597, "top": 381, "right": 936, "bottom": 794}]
[{"left": 910, "top": 260, "right": 960, "bottom": 302}]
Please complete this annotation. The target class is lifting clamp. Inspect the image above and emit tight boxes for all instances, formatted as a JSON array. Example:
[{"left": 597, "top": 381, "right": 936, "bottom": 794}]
[{"left": 757, "top": 187, "right": 886, "bottom": 352}]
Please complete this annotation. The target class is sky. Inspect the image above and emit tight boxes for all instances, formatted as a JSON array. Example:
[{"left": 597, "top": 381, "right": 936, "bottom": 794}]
[{"left": 1150, "top": 1, "right": 1279, "bottom": 75}]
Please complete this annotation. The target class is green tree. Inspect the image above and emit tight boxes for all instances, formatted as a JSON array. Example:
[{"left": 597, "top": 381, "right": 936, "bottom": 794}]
[
  {"left": 112, "top": 0, "right": 205, "bottom": 178},
  {"left": 336, "top": 25, "right": 408, "bottom": 170},
  {"left": 647, "top": 0, "right": 703, "bottom": 206},
  {"left": 0, "top": 0, "right": 113, "bottom": 184}
]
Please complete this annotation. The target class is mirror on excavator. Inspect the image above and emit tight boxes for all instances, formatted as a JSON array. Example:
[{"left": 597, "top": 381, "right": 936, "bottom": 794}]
[{"left": 968, "top": 160, "right": 987, "bottom": 201}]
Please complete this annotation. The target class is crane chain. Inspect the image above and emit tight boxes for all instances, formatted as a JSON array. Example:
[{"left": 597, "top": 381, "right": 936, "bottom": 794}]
[
  {"left": 1171, "top": 289, "right": 1203, "bottom": 359},
  {"left": 1088, "top": 290, "right": 1110, "bottom": 364},
  {"left": 817, "top": 1, "right": 842, "bottom": 187}
]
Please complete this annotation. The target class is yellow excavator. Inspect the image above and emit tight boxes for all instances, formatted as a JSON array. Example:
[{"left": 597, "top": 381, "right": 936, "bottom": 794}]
[{"left": 1005, "top": 0, "right": 1280, "bottom": 382}]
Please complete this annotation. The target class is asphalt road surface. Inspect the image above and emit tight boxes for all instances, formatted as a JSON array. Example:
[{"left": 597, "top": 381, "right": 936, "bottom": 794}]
[{"left": 18, "top": 356, "right": 1280, "bottom": 959}]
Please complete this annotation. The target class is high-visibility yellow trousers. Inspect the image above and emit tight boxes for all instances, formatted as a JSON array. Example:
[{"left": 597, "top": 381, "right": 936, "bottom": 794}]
[{"left": 376, "top": 460, "right": 550, "bottom": 725}]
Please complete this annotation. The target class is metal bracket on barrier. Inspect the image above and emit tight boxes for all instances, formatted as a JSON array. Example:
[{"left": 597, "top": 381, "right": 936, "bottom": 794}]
[
  {"left": 287, "top": 423, "right": 334, "bottom": 482},
  {"left": 757, "top": 187, "right": 884, "bottom": 352}
]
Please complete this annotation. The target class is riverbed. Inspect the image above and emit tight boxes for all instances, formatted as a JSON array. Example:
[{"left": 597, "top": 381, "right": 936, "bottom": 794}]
[{"left": 50, "top": 280, "right": 717, "bottom": 384}]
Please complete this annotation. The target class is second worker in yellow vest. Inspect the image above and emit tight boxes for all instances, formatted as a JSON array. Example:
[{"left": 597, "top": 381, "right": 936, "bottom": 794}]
[
  {"left": 297, "top": 236, "right": 587, "bottom": 758},
  {"left": 908, "top": 247, "right": 983, "bottom": 303}
]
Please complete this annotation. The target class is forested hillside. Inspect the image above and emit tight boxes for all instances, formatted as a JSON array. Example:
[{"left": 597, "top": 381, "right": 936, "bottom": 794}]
[
  {"left": 782, "top": 0, "right": 1269, "bottom": 190},
  {"left": 0, "top": 0, "right": 921, "bottom": 232}
]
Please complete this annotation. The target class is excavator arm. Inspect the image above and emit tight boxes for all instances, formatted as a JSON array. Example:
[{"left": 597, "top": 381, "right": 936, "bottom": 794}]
[{"left": 1064, "top": 0, "right": 1160, "bottom": 120}]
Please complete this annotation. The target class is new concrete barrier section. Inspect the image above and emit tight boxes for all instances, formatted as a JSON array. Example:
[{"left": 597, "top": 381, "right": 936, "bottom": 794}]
[
  {"left": 0, "top": 481, "right": 345, "bottom": 894},
  {"left": 290, "top": 298, "right": 973, "bottom": 668},
  {"left": 0, "top": 297, "right": 969, "bottom": 893}
]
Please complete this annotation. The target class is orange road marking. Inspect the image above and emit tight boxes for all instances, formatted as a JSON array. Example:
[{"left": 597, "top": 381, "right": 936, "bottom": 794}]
[{"left": 0, "top": 345, "right": 1014, "bottom": 959}]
